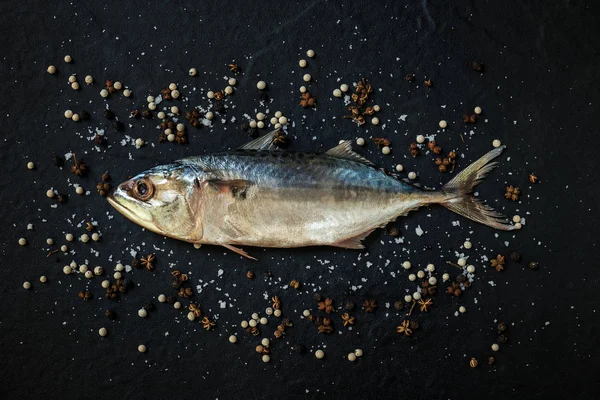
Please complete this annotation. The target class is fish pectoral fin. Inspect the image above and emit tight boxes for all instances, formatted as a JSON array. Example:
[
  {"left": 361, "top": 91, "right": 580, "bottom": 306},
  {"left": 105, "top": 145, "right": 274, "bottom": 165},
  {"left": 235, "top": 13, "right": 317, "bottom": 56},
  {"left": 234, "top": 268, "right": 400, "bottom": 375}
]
[
  {"left": 237, "top": 130, "right": 280, "bottom": 151},
  {"left": 331, "top": 229, "right": 375, "bottom": 249},
  {"left": 222, "top": 244, "right": 257, "bottom": 260},
  {"left": 325, "top": 140, "right": 374, "bottom": 166},
  {"left": 205, "top": 179, "right": 252, "bottom": 198}
]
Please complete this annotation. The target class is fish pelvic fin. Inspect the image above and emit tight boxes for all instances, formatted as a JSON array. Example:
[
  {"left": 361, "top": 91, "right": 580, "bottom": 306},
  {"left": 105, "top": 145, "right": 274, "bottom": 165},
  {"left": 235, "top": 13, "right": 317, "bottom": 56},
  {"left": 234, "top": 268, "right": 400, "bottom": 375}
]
[
  {"left": 222, "top": 244, "right": 257, "bottom": 260},
  {"left": 440, "top": 146, "right": 517, "bottom": 231}
]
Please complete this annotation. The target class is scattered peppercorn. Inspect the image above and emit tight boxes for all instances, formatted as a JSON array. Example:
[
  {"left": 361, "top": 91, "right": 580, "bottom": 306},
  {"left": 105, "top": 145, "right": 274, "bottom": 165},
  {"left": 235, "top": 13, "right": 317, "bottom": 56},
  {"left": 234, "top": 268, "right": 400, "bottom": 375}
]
[
  {"left": 497, "top": 334, "right": 508, "bottom": 344},
  {"left": 113, "top": 121, "right": 124, "bottom": 132},
  {"left": 96, "top": 181, "right": 111, "bottom": 197},
  {"left": 53, "top": 156, "right": 64, "bottom": 167},
  {"left": 104, "top": 109, "right": 114, "bottom": 120},
  {"left": 405, "top": 74, "right": 415, "bottom": 82},
  {"left": 141, "top": 109, "right": 153, "bottom": 119},
  {"left": 488, "top": 357, "right": 495, "bottom": 365},
  {"left": 93, "top": 134, "right": 106, "bottom": 145},
  {"left": 344, "top": 301, "right": 355, "bottom": 311},
  {"left": 497, "top": 322, "right": 507, "bottom": 333},
  {"left": 394, "top": 300, "right": 404, "bottom": 311},
  {"left": 104, "top": 309, "right": 116, "bottom": 320},
  {"left": 300, "top": 92, "right": 316, "bottom": 108},
  {"left": 471, "top": 61, "right": 484, "bottom": 72},
  {"left": 510, "top": 251, "right": 521, "bottom": 262},
  {"left": 528, "top": 261, "right": 539, "bottom": 270}
]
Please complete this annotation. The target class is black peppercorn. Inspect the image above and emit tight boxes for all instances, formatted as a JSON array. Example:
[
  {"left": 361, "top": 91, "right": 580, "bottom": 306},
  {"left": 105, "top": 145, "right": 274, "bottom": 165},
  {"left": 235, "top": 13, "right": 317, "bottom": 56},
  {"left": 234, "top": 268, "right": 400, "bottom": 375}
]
[
  {"left": 345, "top": 301, "right": 355, "bottom": 311},
  {"left": 171, "top": 280, "right": 182, "bottom": 289},
  {"left": 264, "top": 270, "right": 272, "bottom": 279},
  {"left": 93, "top": 134, "right": 106, "bottom": 145},
  {"left": 259, "top": 91, "right": 269, "bottom": 102},
  {"left": 292, "top": 344, "right": 305, "bottom": 354},
  {"left": 456, "top": 274, "right": 467, "bottom": 283},
  {"left": 247, "top": 127, "right": 258, "bottom": 138},
  {"left": 394, "top": 300, "right": 405, "bottom": 311},
  {"left": 213, "top": 101, "right": 226, "bottom": 113},
  {"left": 471, "top": 61, "right": 484, "bottom": 72},
  {"left": 56, "top": 194, "right": 67, "bottom": 204},
  {"left": 144, "top": 303, "right": 156, "bottom": 312},
  {"left": 497, "top": 334, "right": 508, "bottom": 343},
  {"left": 497, "top": 321, "right": 507, "bottom": 333},
  {"left": 165, "top": 295, "right": 176, "bottom": 304},
  {"left": 131, "top": 258, "right": 141, "bottom": 268},
  {"left": 240, "top": 122, "right": 250, "bottom": 131},
  {"left": 80, "top": 110, "right": 90, "bottom": 121},
  {"left": 113, "top": 121, "right": 124, "bottom": 131},
  {"left": 120, "top": 279, "right": 133, "bottom": 290},
  {"left": 105, "top": 309, "right": 116, "bottom": 320},
  {"left": 142, "top": 109, "right": 153, "bottom": 119},
  {"left": 53, "top": 156, "right": 64, "bottom": 167},
  {"left": 312, "top": 293, "right": 322, "bottom": 302},
  {"left": 528, "top": 261, "right": 539, "bottom": 270},
  {"left": 104, "top": 109, "right": 114, "bottom": 119},
  {"left": 510, "top": 252, "right": 521, "bottom": 262}
]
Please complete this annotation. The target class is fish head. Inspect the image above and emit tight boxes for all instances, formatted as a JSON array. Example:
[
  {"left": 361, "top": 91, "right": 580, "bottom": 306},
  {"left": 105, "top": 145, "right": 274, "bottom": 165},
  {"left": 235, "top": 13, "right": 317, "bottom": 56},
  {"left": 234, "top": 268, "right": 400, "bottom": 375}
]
[{"left": 107, "top": 163, "right": 204, "bottom": 242}]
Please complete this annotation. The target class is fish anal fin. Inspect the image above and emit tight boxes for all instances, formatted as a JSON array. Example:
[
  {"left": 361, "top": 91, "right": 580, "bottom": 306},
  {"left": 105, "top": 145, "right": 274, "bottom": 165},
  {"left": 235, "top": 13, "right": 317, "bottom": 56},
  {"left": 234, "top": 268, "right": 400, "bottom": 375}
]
[
  {"left": 325, "top": 141, "right": 374, "bottom": 166},
  {"left": 223, "top": 244, "right": 257, "bottom": 260},
  {"left": 331, "top": 229, "right": 375, "bottom": 249},
  {"left": 237, "top": 130, "right": 279, "bottom": 150}
]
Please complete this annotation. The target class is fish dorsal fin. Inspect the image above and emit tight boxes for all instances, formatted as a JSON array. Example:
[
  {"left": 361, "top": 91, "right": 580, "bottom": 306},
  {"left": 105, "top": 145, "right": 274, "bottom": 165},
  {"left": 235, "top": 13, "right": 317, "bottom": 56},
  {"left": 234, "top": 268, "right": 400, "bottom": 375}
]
[
  {"left": 325, "top": 140, "right": 374, "bottom": 166},
  {"left": 238, "top": 130, "right": 279, "bottom": 151}
]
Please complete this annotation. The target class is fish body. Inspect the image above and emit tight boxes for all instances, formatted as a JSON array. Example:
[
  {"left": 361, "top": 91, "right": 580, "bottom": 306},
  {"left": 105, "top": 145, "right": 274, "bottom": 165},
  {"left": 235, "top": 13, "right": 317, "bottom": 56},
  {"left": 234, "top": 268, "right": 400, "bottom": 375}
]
[{"left": 108, "top": 131, "right": 515, "bottom": 258}]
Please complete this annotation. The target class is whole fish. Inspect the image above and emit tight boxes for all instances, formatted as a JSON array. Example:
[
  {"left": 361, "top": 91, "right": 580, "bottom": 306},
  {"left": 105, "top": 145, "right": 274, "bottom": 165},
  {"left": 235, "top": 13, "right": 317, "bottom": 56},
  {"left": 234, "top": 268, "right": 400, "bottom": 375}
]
[{"left": 107, "top": 131, "right": 516, "bottom": 259}]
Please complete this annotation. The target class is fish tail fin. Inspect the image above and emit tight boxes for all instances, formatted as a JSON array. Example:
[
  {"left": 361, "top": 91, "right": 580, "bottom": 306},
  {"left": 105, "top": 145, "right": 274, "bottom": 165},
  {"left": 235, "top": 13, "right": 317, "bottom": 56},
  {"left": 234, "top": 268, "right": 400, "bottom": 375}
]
[{"left": 440, "top": 146, "right": 517, "bottom": 231}]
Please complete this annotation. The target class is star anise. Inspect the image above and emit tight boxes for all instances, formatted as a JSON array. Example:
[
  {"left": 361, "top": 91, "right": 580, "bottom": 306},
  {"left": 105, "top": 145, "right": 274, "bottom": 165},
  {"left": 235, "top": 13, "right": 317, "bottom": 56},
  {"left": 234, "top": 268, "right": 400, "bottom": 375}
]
[
  {"left": 189, "top": 303, "right": 202, "bottom": 317},
  {"left": 140, "top": 254, "right": 156, "bottom": 271},
  {"left": 363, "top": 299, "right": 377, "bottom": 313},
  {"left": 85, "top": 222, "right": 95, "bottom": 231},
  {"left": 213, "top": 90, "right": 225, "bottom": 101},
  {"left": 505, "top": 185, "right": 520, "bottom": 201},
  {"left": 70, "top": 154, "right": 87, "bottom": 176},
  {"left": 317, "top": 297, "right": 334, "bottom": 314},
  {"left": 341, "top": 313, "right": 355, "bottom": 327},
  {"left": 201, "top": 316, "right": 215, "bottom": 331},
  {"left": 371, "top": 137, "right": 390, "bottom": 147},
  {"left": 228, "top": 63, "right": 240, "bottom": 73},
  {"left": 396, "top": 320, "right": 413, "bottom": 336},
  {"left": 272, "top": 131, "right": 288, "bottom": 147},
  {"left": 490, "top": 254, "right": 505, "bottom": 272},
  {"left": 418, "top": 298, "right": 433, "bottom": 312}
]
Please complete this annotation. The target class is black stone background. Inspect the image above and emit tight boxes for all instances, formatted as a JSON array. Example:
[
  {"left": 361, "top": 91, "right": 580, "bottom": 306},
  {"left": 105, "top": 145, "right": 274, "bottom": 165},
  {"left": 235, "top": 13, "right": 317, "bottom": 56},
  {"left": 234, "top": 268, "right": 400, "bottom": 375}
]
[{"left": 1, "top": 1, "right": 599, "bottom": 399}]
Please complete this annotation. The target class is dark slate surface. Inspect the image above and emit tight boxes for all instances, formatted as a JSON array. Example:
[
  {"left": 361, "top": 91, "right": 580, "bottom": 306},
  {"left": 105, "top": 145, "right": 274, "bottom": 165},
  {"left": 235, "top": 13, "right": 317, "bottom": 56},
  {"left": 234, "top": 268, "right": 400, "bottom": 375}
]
[{"left": 1, "top": 1, "right": 598, "bottom": 399}]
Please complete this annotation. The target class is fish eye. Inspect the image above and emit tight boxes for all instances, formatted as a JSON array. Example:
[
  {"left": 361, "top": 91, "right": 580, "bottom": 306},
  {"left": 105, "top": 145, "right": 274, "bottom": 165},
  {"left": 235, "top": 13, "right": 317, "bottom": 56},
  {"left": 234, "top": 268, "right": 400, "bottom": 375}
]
[{"left": 133, "top": 178, "right": 154, "bottom": 201}]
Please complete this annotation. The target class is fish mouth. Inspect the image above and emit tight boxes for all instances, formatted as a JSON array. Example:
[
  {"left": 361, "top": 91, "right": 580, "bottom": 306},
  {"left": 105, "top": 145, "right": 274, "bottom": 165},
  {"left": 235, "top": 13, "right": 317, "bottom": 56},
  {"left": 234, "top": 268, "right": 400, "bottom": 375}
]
[{"left": 106, "top": 186, "right": 154, "bottom": 225}]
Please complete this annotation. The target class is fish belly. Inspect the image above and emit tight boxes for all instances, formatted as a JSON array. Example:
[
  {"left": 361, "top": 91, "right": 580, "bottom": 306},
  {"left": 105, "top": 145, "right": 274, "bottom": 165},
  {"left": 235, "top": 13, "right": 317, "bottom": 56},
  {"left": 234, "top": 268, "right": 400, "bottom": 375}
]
[{"left": 196, "top": 153, "right": 426, "bottom": 248}]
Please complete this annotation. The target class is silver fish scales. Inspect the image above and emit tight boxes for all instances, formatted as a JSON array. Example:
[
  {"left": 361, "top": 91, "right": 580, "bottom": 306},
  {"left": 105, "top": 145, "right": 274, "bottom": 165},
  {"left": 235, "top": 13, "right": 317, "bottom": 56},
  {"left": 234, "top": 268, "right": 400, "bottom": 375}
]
[{"left": 108, "top": 131, "right": 516, "bottom": 259}]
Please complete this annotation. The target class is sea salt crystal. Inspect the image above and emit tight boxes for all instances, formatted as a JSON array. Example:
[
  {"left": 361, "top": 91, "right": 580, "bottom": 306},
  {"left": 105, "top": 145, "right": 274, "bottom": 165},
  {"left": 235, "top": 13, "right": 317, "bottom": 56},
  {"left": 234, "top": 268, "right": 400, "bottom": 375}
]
[{"left": 415, "top": 225, "right": 424, "bottom": 236}]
